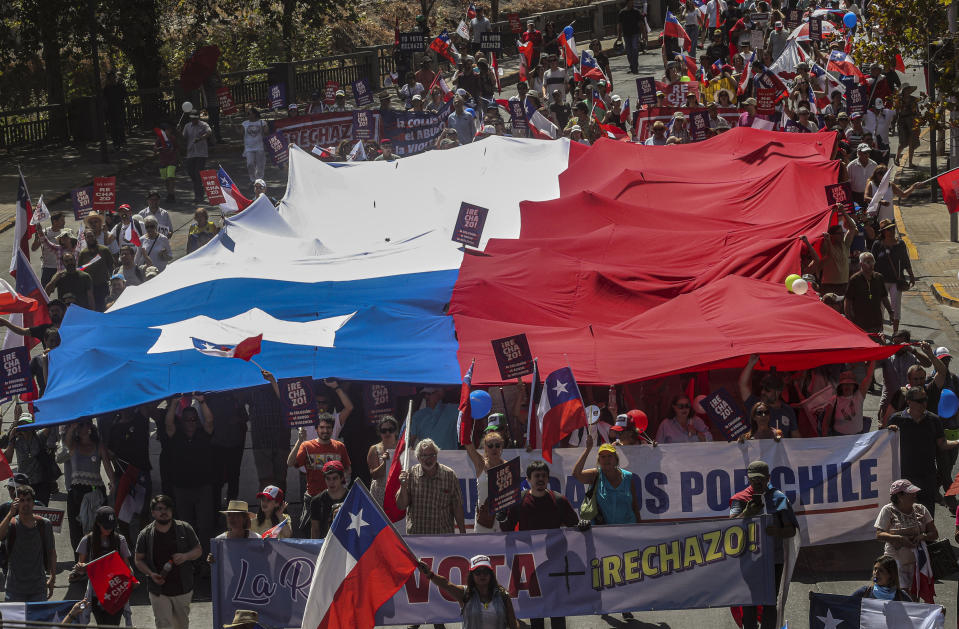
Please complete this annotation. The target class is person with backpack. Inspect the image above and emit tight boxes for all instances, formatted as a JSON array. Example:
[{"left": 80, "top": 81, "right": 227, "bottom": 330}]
[
  {"left": 134, "top": 495, "right": 202, "bottom": 629},
  {"left": 498, "top": 460, "right": 588, "bottom": 629},
  {"left": 0, "top": 485, "right": 57, "bottom": 601}
]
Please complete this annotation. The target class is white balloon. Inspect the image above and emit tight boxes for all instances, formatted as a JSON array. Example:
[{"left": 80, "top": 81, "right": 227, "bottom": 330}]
[
  {"left": 693, "top": 394, "right": 707, "bottom": 415},
  {"left": 181, "top": 101, "right": 194, "bottom": 112},
  {"left": 791, "top": 278, "right": 809, "bottom": 295}
]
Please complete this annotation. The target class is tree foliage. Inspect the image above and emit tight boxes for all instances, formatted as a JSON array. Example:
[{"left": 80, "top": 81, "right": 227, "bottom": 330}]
[{"left": 854, "top": 0, "right": 958, "bottom": 127}]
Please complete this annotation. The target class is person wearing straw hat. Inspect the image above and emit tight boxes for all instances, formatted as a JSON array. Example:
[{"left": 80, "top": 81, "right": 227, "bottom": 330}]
[
  {"left": 871, "top": 218, "right": 915, "bottom": 334},
  {"left": 215, "top": 500, "right": 259, "bottom": 540},
  {"left": 223, "top": 610, "right": 259, "bottom": 629}
]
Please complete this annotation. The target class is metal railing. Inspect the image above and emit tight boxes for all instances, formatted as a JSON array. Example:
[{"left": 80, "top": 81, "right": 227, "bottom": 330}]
[{"left": 1, "top": 0, "right": 631, "bottom": 148}]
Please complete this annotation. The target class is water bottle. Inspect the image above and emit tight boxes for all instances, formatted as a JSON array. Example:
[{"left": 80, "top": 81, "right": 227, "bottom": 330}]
[{"left": 162, "top": 561, "right": 173, "bottom": 575}]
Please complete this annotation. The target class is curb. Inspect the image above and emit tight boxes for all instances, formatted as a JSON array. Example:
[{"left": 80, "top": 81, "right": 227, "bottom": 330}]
[
  {"left": 892, "top": 201, "right": 919, "bottom": 261},
  {"left": 933, "top": 282, "right": 959, "bottom": 307}
]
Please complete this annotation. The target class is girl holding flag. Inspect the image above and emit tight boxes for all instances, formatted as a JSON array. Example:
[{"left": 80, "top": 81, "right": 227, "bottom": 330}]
[{"left": 251, "top": 485, "right": 292, "bottom": 538}]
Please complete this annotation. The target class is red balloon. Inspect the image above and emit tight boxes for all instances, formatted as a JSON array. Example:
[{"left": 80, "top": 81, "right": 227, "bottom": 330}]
[{"left": 626, "top": 409, "right": 648, "bottom": 432}]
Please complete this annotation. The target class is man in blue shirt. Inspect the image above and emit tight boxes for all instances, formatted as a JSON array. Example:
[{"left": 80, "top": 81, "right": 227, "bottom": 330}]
[{"left": 411, "top": 388, "right": 459, "bottom": 450}]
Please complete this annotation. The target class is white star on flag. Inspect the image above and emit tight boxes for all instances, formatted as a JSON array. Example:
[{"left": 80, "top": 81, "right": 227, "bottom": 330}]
[
  {"left": 552, "top": 380, "right": 569, "bottom": 396},
  {"left": 347, "top": 508, "right": 369, "bottom": 536},
  {"left": 816, "top": 609, "right": 843, "bottom": 629}
]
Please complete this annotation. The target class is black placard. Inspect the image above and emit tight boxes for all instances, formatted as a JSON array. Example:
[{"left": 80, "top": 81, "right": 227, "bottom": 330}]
[
  {"left": 825, "top": 182, "right": 854, "bottom": 212},
  {"left": 452, "top": 202, "right": 489, "bottom": 248},
  {"left": 688, "top": 109, "right": 711, "bottom": 142},
  {"left": 809, "top": 17, "right": 823, "bottom": 41},
  {"left": 491, "top": 333, "right": 534, "bottom": 379},
  {"left": 701, "top": 388, "right": 749, "bottom": 442},
  {"left": 399, "top": 32, "right": 428, "bottom": 52},
  {"left": 480, "top": 32, "right": 502, "bottom": 51},
  {"left": 635, "top": 77, "right": 658, "bottom": 106},
  {"left": 0, "top": 347, "right": 31, "bottom": 397},
  {"left": 487, "top": 456, "right": 522, "bottom": 514},
  {"left": 278, "top": 376, "right": 319, "bottom": 428}
]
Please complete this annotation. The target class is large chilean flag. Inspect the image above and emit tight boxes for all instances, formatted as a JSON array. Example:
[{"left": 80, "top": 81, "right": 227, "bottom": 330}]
[{"left": 299, "top": 481, "right": 417, "bottom": 629}]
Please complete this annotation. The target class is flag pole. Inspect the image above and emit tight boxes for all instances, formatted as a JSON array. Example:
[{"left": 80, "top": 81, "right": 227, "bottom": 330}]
[
  {"left": 917, "top": 165, "right": 959, "bottom": 186},
  {"left": 402, "top": 399, "right": 413, "bottom": 472},
  {"left": 526, "top": 357, "right": 538, "bottom": 447}
]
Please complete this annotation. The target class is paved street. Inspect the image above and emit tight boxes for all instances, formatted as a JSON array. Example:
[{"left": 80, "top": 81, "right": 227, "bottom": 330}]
[{"left": 1, "top": 39, "right": 959, "bottom": 629}]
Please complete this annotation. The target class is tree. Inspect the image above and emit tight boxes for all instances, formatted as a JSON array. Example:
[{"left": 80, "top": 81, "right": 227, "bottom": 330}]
[{"left": 854, "top": 0, "right": 958, "bottom": 130}]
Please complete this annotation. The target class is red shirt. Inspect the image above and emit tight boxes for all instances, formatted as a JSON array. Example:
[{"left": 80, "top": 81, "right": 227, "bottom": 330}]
[
  {"left": 294, "top": 439, "right": 351, "bottom": 496},
  {"left": 521, "top": 30, "right": 543, "bottom": 48}
]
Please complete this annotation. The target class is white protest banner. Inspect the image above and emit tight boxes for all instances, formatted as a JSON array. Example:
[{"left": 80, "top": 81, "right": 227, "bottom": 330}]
[
  {"left": 212, "top": 515, "right": 775, "bottom": 628},
  {"left": 434, "top": 431, "right": 897, "bottom": 546}
]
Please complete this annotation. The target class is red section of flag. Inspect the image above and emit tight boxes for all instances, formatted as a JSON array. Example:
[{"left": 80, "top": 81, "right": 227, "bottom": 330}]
[
  {"left": 938, "top": 169, "right": 959, "bottom": 213},
  {"left": 895, "top": 53, "right": 906, "bottom": 72},
  {"left": 124, "top": 223, "right": 142, "bottom": 248},
  {"left": 114, "top": 464, "right": 140, "bottom": 515},
  {"left": 232, "top": 334, "right": 262, "bottom": 361},
  {"left": 86, "top": 551, "right": 139, "bottom": 614},
  {"left": 382, "top": 418, "right": 408, "bottom": 522},
  {"left": 457, "top": 359, "right": 475, "bottom": 446},
  {"left": 0, "top": 451, "right": 13, "bottom": 483}
]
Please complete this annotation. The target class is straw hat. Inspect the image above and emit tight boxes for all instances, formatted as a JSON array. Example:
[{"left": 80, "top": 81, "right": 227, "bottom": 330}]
[{"left": 219, "top": 500, "right": 253, "bottom": 515}]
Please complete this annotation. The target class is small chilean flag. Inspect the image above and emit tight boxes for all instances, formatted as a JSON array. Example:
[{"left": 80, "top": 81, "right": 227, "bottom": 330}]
[
  {"left": 579, "top": 50, "right": 606, "bottom": 81},
  {"left": 558, "top": 25, "right": 578, "bottom": 67},
  {"left": 517, "top": 39, "right": 534, "bottom": 82},
  {"left": 123, "top": 223, "right": 142, "bottom": 247},
  {"left": 456, "top": 358, "right": 475, "bottom": 446},
  {"left": 217, "top": 166, "right": 252, "bottom": 215},
  {"left": 664, "top": 11, "right": 692, "bottom": 52},
  {"left": 536, "top": 366, "right": 587, "bottom": 463},
  {"left": 620, "top": 97, "right": 631, "bottom": 125},
  {"left": 827, "top": 50, "right": 865, "bottom": 80},
  {"left": 0, "top": 280, "right": 38, "bottom": 315},
  {"left": 191, "top": 334, "right": 262, "bottom": 361}
]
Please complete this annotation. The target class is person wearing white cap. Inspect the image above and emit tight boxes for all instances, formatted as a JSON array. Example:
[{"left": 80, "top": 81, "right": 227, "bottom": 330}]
[
  {"left": 766, "top": 20, "right": 788, "bottom": 61},
  {"left": 874, "top": 479, "right": 938, "bottom": 596},
  {"left": 253, "top": 179, "right": 280, "bottom": 207},
  {"left": 398, "top": 71, "right": 425, "bottom": 109},
  {"left": 569, "top": 124, "right": 590, "bottom": 145},
  {"left": 846, "top": 142, "right": 877, "bottom": 206},
  {"left": 241, "top": 107, "right": 268, "bottom": 185},
  {"left": 416, "top": 554, "right": 519, "bottom": 628},
  {"left": 864, "top": 97, "right": 895, "bottom": 157}
]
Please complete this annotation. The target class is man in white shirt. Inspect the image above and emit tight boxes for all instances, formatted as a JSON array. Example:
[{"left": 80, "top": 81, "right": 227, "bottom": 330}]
[
  {"left": 847, "top": 143, "right": 878, "bottom": 205},
  {"left": 241, "top": 108, "right": 269, "bottom": 185},
  {"left": 543, "top": 54, "right": 568, "bottom": 101},
  {"left": 138, "top": 191, "right": 173, "bottom": 237},
  {"left": 705, "top": 0, "right": 727, "bottom": 30},
  {"left": 469, "top": 6, "right": 492, "bottom": 54},
  {"left": 863, "top": 98, "right": 895, "bottom": 151},
  {"left": 137, "top": 216, "right": 173, "bottom": 272}
]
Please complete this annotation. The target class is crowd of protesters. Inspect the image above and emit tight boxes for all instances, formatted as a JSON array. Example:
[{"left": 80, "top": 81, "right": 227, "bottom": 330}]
[{"left": 0, "top": 0, "right": 955, "bottom": 627}]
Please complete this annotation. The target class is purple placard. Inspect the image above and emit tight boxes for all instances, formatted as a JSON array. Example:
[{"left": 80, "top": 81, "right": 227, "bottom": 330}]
[
  {"left": 71, "top": 186, "right": 94, "bottom": 220},
  {"left": 264, "top": 130, "right": 289, "bottom": 165},
  {"left": 688, "top": 109, "right": 710, "bottom": 142},
  {"left": 825, "top": 182, "right": 854, "bottom": 212},
  {"left": 352, "top": 110, "right": 375, "bottom": 140},
  {"left": 701, "top": 387, "right": 749, "bottom": 442},
  {"left": 635, "top": 77, "right": 658, "bottom": 106},
  {"left": 809, "top": 17, "right": 822, "bottom": 41},
  {"left": 269, "top": 83, "right": 287, "bottom": 109},
  {"left": 507, "top": 101, "right": 528, "bottom": 132},
  {"left": 785, "top": 9, "right": 802, "bottom": 28},
  {"left": 846, "top": 85, "right": 867, "bottom": 116},
  {"left": 491, "top": 333, "right": 534, "bottom": 379},
  {"left": 352, "top": 79, "right": 373, "bottom": 107},
  {"left": 0, "top": 347, "right": 32, "bottom": 397},
  {"left": 278, "top": 376, "right": 319, "bottom": 428},
  {"left": 486, "top": 456, "right": 522, "bottom": 514},
  {"left": 452, "top": 202, "right": 489, "bottom": 248},
  {"left": 363, "top": 382, "right": 394, "bottom": 423}
]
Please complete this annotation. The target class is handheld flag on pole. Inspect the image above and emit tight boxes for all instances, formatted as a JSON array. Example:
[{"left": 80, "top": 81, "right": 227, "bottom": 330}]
[
  {"left": 430, "top": 31, "right": 460, "bottom": 65},
  {"left": 535, "top": 366, "right": 587, "bottom": 462},
  {"left": 217, "top": 166, "right": 252, "bottom": 215},
  {"left": 30, "top": 196, "right": 50, "bottom": 226},
  {"left": 526, "top": 358, "right": 540, "bottom": 448},
  {"left": 935, "top": 167, "right": 959, "bottom": 213},
  {"left": 866, "top": 166, "right": 894, "bottom": 216},
  {"left": 558, "top": 25, "right": 579, "bottom": 66},
  {"left": 123, "top": 223, "right": 142, "bottom": 248},
  {"left": 517, "top": 40, "right": 534, "bottom": 82},
  {"left": 456, "top": 359, "right": 476, "bottom": 446},
  {"left": 383, "top": 401, "right": 412, "bottom": 522},
  {"left": 191, "top": 334, "right": 262, "bottom": 361},
  {"left": 579, "top": 50, "right": 606, "bottom": 81},
  {"left": 663, "top": 11, "right": 692, "bottom": 52},
  {"left": 11, "top": 169, "right": 34, "bottom": 275},
  {"left": 299, "top": 480, "right": 418, "bottom": 629},
  {"left": 85, "top": 551, "right": 139, "bottom": 615}
]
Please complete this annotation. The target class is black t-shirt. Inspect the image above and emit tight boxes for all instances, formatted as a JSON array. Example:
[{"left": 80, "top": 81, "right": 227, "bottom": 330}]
[
  {"left": 51, "top": 271, "right": 92, "bottom": 309},
  {"left": 310, "top": 490, "right": 347, "bottom": 539},
  {"left": 27, "top": 324, "right": 54, "bottom": 349},
  {"left": 166, "top": 428, "right": 213, "bottom": 488},
  {"left": 846, "top": 271, "right": 887, "bottom": 332},
  {"left": 78, "top": 245, "right": 113, "bottom": 288},
  {"left": 618, "top": 8, "right": 644, "bottom": 35},
  {"left": 107, "top": 414, "right": 152, "bottom": 471},
  {"left": 888, "top": 411, "right": 944, "bottom": 484},
  {"left": 550, "top": 103, "right": 572, "bottom": 128},
  {"left": 501, "top": 491, "right": 579, "bottom": 531},
  {"left": 152, "top": 526, "right": 184, "bottom": 596}
]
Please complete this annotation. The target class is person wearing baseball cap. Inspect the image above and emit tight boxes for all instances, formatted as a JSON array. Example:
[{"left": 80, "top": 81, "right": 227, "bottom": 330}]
[
  {"left": 739, "top": 354, "right": 801, "bottom": 438},
  {"left": 572, "top": 432, "right": 641, "bottom": 529},
  {"left": 874, "top": 478, "right": 937, "bottom": 593},
  {"left": 872, "top": 216, "right": 916, "bottom": 335},
  {"left": 251, "top": 485, "right": 292, "bottom": 538},
  {"left": 887, "top": 384, "right": 959, "bottom": 515},
  {"left": 416, "top": 553, "right": 519, "bottom": 627},
  {"left": 610, "top": 413, "right": 639, "bottom": 445},
  {"left": 76, "top": 506, "right": 134, "bottom": 624},
  {"left": 730, "top": 459, "right": 798, "bottom": 628},
  {"left": 309, "top": 460, "right": 349, "bottom": 539}
]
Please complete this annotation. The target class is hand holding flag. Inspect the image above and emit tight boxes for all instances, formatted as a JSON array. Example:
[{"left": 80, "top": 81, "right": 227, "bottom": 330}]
[{"left": 536, "top": 366, "right": 587, "bottom": 462}]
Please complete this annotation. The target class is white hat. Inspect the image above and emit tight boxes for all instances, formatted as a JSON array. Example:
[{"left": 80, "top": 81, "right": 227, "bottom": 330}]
[
  {"left": 873, "top": 98, "right": 884, "bottom": 108},
  {"left": 570, "top": 124, "right": 582, "bottom": 132},
  {"left": 856, "top": 142, "right": 871, "bottom": 153},
  {"left": 254, "top": 178, "right": 266, "bottom": 187},
  {"left": 482, "top": 124, "right": 496, "bottom": 134},
  {"left": 469, "top": 554, "right": 493, "bottom": 572},
  {"left": 936, "top": 346, "right": 952, "bottom": 360},
  {"left": 611, "top": 413, "right": 630, "bottom": 431},
  {"left": 611, "top": 94, "right": 622, "bottom": 102}
]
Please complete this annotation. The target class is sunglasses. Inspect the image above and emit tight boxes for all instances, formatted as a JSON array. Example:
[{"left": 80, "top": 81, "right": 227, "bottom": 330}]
[
  {"left": 380, "top": 427, "right": 396, "bottom": 434},
  {"left": 182, "top": 418, "right": 198, "bottom": 423},
  {"left": 674, "top": 403, "right": 691, "bottom": 409},
  {"left": 755, "top": 410, "right": 770, "bottom": 416},
  {"left": 486, "top": 442, "right": 504, "bottom": 449},
  {"left": 909, "top": 398, "right": 928, "bottom": 404}
]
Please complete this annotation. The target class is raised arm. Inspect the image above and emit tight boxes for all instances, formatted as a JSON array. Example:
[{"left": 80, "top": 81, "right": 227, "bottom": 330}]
[
  {"left": 465, "top": 442, "right": 486, "bottom": 477},
  {"left": 0, "top": 317, "right": 29, "bottom": 338},
  {"left": 164, "top": 397, "right": 178, "bottom": 438},
  {"left": 261, "top": 370, "right": 281, "bottom": 399},
  {"left": 738, "top": 354, "right": 759, "bottom": 401},
  {"left": 860, "top": 360, "right": 877, "bottom": 394},
  {"left": 195, "top": 394, "right": 214, "bottom": 434},
  {"left": 572, "top": 432, "right": 599, "bottom": 485},
  {"left": 417, "top": 561, "right": 467, "bottom": 603},
  {"left": 287, "top": 428, "right": 306, "bottom": 468},
  {"left": 327, "top": 380, "right": 353, "bottom": 425}
]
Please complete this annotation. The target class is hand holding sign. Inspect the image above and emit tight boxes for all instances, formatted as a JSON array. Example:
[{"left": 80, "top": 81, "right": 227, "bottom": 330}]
[{"left": 452, "top": 202, "right": 490, "bottom": 248}]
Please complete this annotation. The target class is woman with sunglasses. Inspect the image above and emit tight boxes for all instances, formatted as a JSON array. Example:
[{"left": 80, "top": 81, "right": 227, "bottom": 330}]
[
  {"left": 740, "top": 402, "right": 782, "bottom": 442},
  {"left": 367, "top": 416, "right": 399, "bottom": 506},
  {"left": 654, "top": 395, "right": 713, "bottom": 443},
  {"left": 417, "top": 554, "right": 519, "bottom": 629},
  {"left": 466, "top": 424, "right": 508, "bottom": 533}
]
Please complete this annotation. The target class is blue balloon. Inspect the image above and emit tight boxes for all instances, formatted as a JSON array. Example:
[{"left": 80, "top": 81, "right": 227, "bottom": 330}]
[
  {"left": 470, "top": 390, "right": 492, "bottom": 418},
  {"left": 843, "top": 11, "right": 857, "bottom": 28},
  {"left": 939, "top": 388, "right": 959, "bottom": 419}
]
